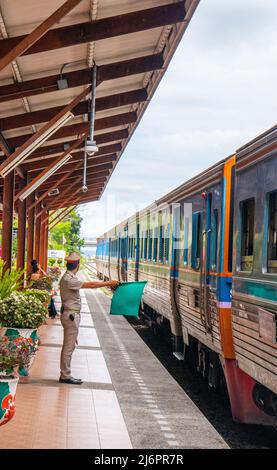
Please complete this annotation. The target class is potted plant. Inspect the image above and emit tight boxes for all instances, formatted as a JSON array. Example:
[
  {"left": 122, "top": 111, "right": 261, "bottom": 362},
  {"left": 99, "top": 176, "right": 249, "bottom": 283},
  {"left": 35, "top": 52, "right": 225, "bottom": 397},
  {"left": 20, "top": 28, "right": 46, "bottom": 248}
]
[
  {"left": 48, "top": 266, "right": 62, "bottom": 283},
  {"left": 0, "top": 335, "right": 34, "bottom": 426},
  {"left": 0, "top": 292, "right": 48, "bottom": 376},
  {"left": 30, "top": 275, "right": 53, "bottom": 292},
  {"left": 22, "top": 288, "right": 51, "bottom": 306},
  {"left": 0, "top": 260, "right": 24, "bottom": 300}
]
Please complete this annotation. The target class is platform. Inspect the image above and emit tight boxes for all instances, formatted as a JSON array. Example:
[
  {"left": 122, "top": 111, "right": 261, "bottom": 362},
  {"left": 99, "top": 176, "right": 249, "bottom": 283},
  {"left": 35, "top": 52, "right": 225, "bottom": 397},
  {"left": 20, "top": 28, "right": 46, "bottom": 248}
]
[{"left": 0, "top": 280, "right": 228, "bottom": 449}]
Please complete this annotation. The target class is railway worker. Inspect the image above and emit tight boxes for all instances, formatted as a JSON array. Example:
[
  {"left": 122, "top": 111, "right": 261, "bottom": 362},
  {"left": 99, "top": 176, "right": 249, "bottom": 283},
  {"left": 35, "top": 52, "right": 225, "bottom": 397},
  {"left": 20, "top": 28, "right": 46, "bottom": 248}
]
[{"left": 59, "top": 252, "right": 119, "bottom": 385}]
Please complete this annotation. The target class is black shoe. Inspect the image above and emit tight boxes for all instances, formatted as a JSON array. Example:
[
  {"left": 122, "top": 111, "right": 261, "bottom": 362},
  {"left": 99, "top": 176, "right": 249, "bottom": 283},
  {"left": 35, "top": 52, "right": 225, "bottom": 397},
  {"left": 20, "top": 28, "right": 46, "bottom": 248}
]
[{"left": 59, "top": 377, "right": 83, "bottom": 384}]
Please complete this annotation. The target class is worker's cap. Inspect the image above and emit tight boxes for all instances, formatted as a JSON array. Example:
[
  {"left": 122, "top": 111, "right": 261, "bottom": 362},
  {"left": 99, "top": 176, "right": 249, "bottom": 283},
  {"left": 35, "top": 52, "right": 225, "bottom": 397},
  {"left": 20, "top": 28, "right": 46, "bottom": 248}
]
[{"left": 65, "top": 252, "right": 81, "bottom": 263}]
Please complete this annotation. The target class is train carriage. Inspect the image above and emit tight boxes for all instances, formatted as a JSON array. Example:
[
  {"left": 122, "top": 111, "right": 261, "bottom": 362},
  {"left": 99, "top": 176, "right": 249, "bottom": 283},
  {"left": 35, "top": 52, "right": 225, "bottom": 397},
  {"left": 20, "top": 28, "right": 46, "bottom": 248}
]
[
  {"left": 227, "top": 125, "right": 277, "bottom": 424},
  {"left": 156, "top": 156, "right": 236, "bottom": 385},
  {"left": 138, "top": 203, "right": 181, "bottom": 340},
  {"left": 95, "top": 124, "right": 277, "bottom": 426}
]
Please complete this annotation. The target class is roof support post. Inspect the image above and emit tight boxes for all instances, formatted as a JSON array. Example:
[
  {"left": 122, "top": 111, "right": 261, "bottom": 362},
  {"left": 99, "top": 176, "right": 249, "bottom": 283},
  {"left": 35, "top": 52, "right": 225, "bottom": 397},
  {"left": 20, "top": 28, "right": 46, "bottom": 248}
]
[
  {"left": 38, "top": 210, "right": 46, "bottom": 268},
  {"left": 43, "top": 214, "right": 49, "bottom": 271},
  {"left": 26, "top": 190, "right": 36, "bottom": 274},
  {"left": 16, "top": 178, "right": 27, "bottom": 271},
  {"left": 34, "top": 203, "right": 42, "bottom": 261},
  {"left": 2, "top": 170, "right": 15, "bottom": 272}
]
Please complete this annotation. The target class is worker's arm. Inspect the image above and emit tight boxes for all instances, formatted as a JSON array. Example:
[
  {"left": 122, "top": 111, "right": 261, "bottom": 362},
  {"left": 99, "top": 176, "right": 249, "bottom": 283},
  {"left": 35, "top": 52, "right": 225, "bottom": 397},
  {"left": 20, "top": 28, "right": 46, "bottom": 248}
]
[{"left": 82, "top": 280, "right": 119, "bottom": 289}]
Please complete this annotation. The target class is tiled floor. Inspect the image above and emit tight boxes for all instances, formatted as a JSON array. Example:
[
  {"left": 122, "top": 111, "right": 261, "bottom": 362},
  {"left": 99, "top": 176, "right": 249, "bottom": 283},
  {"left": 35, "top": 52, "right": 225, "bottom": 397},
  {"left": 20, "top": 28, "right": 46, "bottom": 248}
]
[{"left": 0, "top": 291, "right": 132, "bottom": 449}]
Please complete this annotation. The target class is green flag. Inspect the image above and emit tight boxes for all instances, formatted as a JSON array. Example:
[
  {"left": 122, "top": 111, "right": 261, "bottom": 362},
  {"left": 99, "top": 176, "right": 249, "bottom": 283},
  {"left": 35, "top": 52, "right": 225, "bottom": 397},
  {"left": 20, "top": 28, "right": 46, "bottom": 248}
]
[{"left": 110, "top": 281, "right": 147, "bottom": 317}]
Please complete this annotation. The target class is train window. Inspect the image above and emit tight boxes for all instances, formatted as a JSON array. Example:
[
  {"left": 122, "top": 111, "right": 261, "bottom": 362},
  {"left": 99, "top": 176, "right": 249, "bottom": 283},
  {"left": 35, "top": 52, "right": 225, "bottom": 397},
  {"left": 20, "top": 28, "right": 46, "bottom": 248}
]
[
  {"left": 184, "top": 216, "right": 189, "bottom": 266},
  {"left": 144, "top": 230, "right": 148, "bottom": 260},
  {"left": 240, "top": 198, "right": 255, "bottom": 271},
  {"left": 165, "top": 224, "right": 170, "bottom": 263},
  {"left": 191, "top": 212, "right": 201, "bottom": 269},
  {"left": 210, "top": 209, "right": 218, "bottom": 271},
  {"left": 153, "top": 227, "right": 158, "bottom": 261},
  {"left": 140, "top": 233, "right": 144, "bottom": 260},
  {"left": 268, "top": 192, "right": 277, "bottom": 273},
  {"left": 159, "top": 226, "right": 164, "bottom": 263},
  {"left": 148, "top": 229, "right": 153, "bottom": 260}
]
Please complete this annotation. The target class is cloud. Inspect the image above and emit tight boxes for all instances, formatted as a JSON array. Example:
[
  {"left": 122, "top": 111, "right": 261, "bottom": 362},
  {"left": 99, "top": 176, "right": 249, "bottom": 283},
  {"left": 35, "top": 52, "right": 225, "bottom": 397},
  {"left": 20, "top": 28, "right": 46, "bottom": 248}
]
[{"left": 81, "top": 0, "right": 277, "bottom": 238}]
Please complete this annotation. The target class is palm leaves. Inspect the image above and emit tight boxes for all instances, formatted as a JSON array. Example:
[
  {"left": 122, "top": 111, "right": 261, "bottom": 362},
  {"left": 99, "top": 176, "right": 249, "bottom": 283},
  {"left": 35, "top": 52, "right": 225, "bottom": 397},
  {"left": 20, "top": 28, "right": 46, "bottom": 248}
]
[{"left": 0, "top": 260, "right": 24, "bottom": 300}]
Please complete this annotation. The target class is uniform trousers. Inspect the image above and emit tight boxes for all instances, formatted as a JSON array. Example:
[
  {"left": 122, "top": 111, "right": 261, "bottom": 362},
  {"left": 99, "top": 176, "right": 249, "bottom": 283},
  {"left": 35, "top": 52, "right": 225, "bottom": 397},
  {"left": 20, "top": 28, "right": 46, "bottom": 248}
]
[{"left": 60, "top": 311, "right": 81, "bottom": 379}]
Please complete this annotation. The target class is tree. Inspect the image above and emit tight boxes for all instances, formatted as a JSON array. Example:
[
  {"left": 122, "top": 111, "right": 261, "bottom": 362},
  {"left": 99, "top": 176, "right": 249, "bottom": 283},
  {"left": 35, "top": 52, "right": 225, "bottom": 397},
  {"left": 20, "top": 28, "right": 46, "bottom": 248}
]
[{"left": 49, "top": 209, "right": 84, "bottom": 254}]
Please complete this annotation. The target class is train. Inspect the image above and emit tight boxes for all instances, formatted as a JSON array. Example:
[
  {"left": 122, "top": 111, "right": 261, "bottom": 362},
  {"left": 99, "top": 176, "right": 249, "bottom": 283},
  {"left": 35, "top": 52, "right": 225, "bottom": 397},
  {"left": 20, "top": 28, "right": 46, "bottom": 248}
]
[{"left": 96, "top": 124, "right": 277, "bottom": 427}]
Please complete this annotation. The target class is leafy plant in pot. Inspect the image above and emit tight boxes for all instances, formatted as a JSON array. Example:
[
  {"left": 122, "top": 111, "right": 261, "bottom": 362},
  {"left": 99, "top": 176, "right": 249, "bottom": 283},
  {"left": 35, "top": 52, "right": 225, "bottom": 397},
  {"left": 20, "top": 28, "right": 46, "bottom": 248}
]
[
  {"left": 0, "top": 293, "right": 48, "bottom": 376},
  {"left": 30, "top": 275, "right": 53, "bottom": 292},
  {"left": 0, "top": 335, "right": 34, "bottom": 426},
  {"left": 0, "top": 260, "right": 24, "bottom": 300}
]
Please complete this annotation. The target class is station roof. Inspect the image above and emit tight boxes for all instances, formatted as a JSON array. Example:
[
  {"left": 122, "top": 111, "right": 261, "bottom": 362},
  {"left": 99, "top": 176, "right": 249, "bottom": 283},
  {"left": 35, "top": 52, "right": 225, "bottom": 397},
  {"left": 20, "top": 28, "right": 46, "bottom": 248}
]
[{"left": 0, "top": 0, "right": 199, "bottom": 213}]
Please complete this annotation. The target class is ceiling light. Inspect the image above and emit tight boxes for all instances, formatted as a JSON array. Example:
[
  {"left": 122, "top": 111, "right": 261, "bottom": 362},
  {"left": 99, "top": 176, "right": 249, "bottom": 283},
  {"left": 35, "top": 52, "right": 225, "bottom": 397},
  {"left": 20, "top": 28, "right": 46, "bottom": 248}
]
[
  {"left": 17, "top": 153, "right": 72, "bottom": 201},
  {"left": 85, "top": 139, "right": 98, "bottom": 156},
  {"left": 48, "top": 189, "right": 60, "bottom": 196},
  {"left": 0, "top": 111, "right": 73, "bottom": 178}
]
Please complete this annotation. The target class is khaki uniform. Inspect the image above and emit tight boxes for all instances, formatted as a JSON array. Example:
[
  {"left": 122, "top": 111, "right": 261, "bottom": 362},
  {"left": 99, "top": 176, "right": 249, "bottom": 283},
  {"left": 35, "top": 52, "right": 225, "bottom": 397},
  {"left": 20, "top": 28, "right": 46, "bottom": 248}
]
[{"left": 59, "top": 270, "right": 83, "bottom": 379}]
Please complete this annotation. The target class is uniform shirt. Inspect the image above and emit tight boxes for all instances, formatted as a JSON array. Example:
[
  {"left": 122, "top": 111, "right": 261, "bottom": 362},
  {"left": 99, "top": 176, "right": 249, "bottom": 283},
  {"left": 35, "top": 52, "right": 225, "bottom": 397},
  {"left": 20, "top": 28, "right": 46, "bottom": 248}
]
[{"left": 59, "top": 270, "right": 83, "bottom": 312}]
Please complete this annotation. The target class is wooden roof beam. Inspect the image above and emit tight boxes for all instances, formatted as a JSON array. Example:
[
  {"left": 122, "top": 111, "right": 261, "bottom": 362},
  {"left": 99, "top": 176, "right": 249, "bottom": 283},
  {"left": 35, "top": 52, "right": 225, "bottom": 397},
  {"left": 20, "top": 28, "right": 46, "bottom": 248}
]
[
  {"left": 6, "top": 112, "right": 136, "bottom": 149},
  {"left": 0, "top": 3, "right": 185, "bottom": 59},
  {"left": 0, "top": 54, "right": 163, "bottom": 103},
  {"left": 0, "top": 86, "right": 91, "bottom": 177},
  {"left": 25, "top": 145, "right": 120, "bottom": 172},
  {"left": 27, "top": 160, "right": 84, "bottom": 211},
  {"left": 15, "top": 137, "right": 85, "bottom": 201},
  {"left": 0, "top": 0, "right": 83, "bottom": 72},
  {"left": 38, "top": 167, "right": 111, "bottom": 187},
  {"left": 0, "top": 89, "right": 147, "bottom": 132},
  {"left": 22, "top": 129, "right": 128, "bottom": 160},
  {"left": 39, "top": 173, "right": 107, "bottom": 192},
  {"left": 49, "top": 206, "right": 77, "bottom": 230},
  {"left": 42, "top": 180, "right": 103, "bottom": 199}
]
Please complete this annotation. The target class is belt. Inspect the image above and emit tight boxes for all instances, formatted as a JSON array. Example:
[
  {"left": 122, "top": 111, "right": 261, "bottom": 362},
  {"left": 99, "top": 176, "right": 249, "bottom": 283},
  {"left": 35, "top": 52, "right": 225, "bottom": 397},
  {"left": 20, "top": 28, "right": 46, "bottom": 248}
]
[{"left": 61, "top": 307, "right": 81, "bottom": 314}]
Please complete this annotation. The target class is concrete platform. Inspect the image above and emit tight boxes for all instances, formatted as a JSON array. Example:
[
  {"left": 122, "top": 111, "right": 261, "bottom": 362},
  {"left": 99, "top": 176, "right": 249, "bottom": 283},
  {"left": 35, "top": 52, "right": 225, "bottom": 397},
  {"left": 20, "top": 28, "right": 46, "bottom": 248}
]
[{"left": 0, "top": 278, "right": 228, "bottom": 449}]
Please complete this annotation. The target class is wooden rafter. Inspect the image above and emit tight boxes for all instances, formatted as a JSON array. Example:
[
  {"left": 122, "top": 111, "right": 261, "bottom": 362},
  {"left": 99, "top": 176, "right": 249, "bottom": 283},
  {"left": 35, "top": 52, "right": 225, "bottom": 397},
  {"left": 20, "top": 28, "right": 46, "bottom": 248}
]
[
  {"left": 0, "top": 86, "right": 91, "bottom": 177},
  {"left": 0, "top": 54, "right": 162, "bottom": 103},
  {"left": 49, "top": 206, "right": 76, "bottom": 230},
  {"left": 0, "top": 0, "right": 83, "bottom": 72},
  {"left": 6, "top": 112, "right": 136, "bottom": 149},
  {"left": 25, "top": 129, "right": 128, "bottom": 160},
  {"left": 15, "top": 137, "right": 85, "bottom": 201},
  {"left": 0, "top": 4, "right": 185, "bottom": 59},
  {"left": 0, "top": 89, "right": 147, "bottom": 132},
  {"left": 27, "top": 160, "right": 84, "bottom": 211},
  {"left": 26, "top": 145, "right": 120, "bottom": 172}
]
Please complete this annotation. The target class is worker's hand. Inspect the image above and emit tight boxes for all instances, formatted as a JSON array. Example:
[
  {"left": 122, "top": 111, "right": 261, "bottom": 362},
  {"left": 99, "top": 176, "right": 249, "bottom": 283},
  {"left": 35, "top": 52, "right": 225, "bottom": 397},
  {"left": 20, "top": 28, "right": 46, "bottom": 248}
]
[{"left": 109, "top": 280, "right": 120, "bottom": 288}]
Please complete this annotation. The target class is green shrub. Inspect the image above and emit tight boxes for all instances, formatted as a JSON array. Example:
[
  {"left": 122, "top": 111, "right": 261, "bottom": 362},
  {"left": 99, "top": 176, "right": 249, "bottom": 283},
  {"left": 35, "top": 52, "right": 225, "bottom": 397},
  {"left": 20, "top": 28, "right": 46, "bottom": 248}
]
[
  {"left": 0, "top": 293, "right": 48, "bottom": 329},
  {"left": 30, "top": 275, "right": 53, "bottom": 292},
  {"left": 22, "top": 289, "right": 50, "bottom": 304},
  {"left": 0, "top": 260, "right": 24, "bottom": 300}
]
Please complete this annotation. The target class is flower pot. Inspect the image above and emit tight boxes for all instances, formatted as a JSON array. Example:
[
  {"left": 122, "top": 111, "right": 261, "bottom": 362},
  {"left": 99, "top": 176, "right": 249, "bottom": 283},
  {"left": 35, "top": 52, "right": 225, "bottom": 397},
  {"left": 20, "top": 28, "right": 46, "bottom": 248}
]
[
  {"left": 0, "top": 376, "right": 18, "bottom": 426},
  {"left": 0, "top": 327, "right": 39, "bottom": 376}
]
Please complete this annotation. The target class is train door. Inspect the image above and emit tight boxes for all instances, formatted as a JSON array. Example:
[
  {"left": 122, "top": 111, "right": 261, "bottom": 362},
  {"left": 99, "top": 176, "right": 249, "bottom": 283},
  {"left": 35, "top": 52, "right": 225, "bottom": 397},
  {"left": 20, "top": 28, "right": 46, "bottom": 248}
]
[
  {"left": 200, "top": 191, "right": 220, "bottom": 336},
  {"left": 108, "top": 237, "right": 111, "bottom": 280},
  {"left": 171, "top": 204, "right": 183, "bottom": 344},
  {"left": 119, "top": 225, "right": 128, "bottom": 282},
  {"left": 135, "top": 222, "right": 140, "bottom": 281}
]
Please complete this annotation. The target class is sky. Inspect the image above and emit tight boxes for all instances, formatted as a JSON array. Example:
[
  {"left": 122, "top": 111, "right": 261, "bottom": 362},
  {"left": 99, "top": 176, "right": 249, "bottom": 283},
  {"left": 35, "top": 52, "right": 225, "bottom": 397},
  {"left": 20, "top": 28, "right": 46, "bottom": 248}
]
[{"left": 79, "top": 0, "right": 277, "bottom": 239}]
